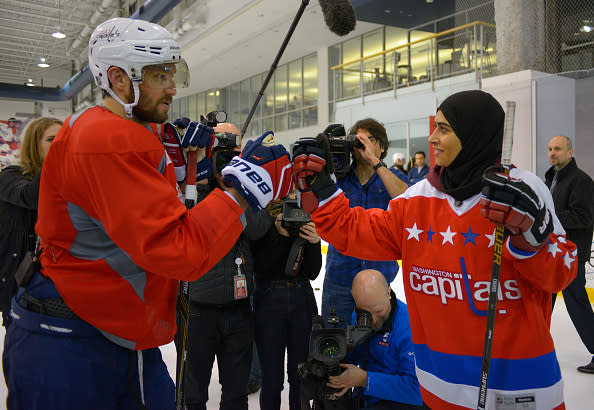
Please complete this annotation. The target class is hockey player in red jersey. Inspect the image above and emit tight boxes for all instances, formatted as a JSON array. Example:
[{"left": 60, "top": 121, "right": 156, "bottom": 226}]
[
  {"left": 2, "top": 17, "right": 293, "bottom": 409},
  {"left": 293, "top": 90, "right": 576, "bottom": 409}
]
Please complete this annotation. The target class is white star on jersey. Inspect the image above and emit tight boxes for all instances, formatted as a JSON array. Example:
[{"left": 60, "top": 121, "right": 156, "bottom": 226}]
[
  {"left": 440, "top": 226, "right": 456, "bottom": 245},
  {"left": 564, "top": 251, "right": 575, "bottom": 268},
  {"left": 547, "top": 241, "right": 561, "bottom": 258},
  {"left": 485, "top": 228, "right": 496, "bottom": 248},
  {"left": 406, "top": 223, "right": 423, "bottom": 241}
]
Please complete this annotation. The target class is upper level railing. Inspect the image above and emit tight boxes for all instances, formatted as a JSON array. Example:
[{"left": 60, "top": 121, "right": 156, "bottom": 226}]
[{"left": 330, "top": 21, "right": 497, "bottom": 102}]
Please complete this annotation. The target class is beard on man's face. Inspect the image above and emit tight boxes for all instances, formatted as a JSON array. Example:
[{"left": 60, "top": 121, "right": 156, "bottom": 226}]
[{"left": 128, "top": 88, "right": 171, "bottom": 124}]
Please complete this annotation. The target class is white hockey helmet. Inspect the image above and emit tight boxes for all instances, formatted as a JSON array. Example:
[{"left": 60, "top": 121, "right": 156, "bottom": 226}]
[{"left": 88, "top": 17, "right": 189, "bottom": 116}]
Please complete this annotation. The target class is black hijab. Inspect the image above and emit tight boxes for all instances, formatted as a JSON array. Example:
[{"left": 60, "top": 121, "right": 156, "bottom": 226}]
[{"left": 427, "top": 90, "right": 504, "bottom": 202}]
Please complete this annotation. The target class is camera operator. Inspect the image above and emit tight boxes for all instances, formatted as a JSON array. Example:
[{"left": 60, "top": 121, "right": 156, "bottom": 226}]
[
  {"left": 322, "top": 119, "right": 408, "bottom": 329},
  {"left": 179, "top": 122, "right": 271, "bottom": 410},
  {"left": 327, "top": 269, "right": 425, "bottom": 410},
  {"left": 250, "top": 193, "right": 322, "bottom": 410}
]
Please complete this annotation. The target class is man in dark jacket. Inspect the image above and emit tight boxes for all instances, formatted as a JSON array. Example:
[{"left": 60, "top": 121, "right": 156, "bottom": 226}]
[
  {"left": 546, "top": 135, "right": 594, "bottom": 374},
  {"left": 178, "top": 122, "right": 272, "bottom": 409}
]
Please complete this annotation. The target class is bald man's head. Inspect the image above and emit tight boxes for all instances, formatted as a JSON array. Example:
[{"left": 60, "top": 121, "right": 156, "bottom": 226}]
[
  {"left": 548, "top": 135, "right": 573, "bottom": 170},
  {"left": 214, "top": 122, "right": 240, "bottom": 137},
  {"left": 352, "top": 269, "right": 391, "bottom": 330}
]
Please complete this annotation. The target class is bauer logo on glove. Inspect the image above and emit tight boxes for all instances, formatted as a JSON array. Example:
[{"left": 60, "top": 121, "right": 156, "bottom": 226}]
[{"left": 221, "top": 131, "right": 293, "bottom": 211}]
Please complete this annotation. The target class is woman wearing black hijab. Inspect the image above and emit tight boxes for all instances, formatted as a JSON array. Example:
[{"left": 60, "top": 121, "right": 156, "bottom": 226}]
[{"left": 293, "top": 90, "right": 577, "bottom": 409}]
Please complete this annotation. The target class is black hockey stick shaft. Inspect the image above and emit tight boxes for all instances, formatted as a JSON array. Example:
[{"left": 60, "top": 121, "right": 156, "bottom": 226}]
[
  {"left": 176, "top": 149, "right": 198, "bottom": 409},
  {"left": 477, "top": 101, "right": 516, "bottom": 410},
  {"left": 240, "top": 0, "right": 310, "bottom": 137}
]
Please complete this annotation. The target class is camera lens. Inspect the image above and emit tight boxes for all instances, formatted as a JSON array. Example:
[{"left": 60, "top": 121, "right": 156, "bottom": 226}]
[{"left": 318, "top": 337, "right": 340, "bottom": 359}]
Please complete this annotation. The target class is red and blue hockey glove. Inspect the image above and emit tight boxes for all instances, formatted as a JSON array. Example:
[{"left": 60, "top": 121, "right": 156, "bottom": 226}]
[
  {"left": 292, "top": 134, "right": 338, "bottom": 212},
  {"left": 196, "top": 157, "right": 213, "bottom": 181},
  {"left": 174, "top": 117, "right": 215, "bottom": 158},
  {"left": 221, "top": 131, "right": 293, "bottom": 211},
  {"left": 163, "top": 122, "right": 187, "bottom": 184},
  {"left": 480, "top": 166, "right": 553, "bottom": 252}
]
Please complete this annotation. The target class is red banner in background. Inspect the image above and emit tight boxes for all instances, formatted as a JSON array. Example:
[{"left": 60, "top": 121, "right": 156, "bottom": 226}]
[{"left": 428, "top": 115, "right": 435, "bottom": 169}]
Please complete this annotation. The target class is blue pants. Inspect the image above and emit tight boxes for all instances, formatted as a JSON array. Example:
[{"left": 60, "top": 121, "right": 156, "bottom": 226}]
[
  {"left": 2, "top": 274, "right": 174, "bottom": 410},
  {"left": 321, "top": 276, "right": 355, "bottom": 329},
  {"left": 254, "top": 279, "right": 318, "bottom": 410}
]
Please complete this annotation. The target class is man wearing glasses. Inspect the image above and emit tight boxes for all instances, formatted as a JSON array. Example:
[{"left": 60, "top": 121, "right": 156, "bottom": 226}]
[{"left": 321, "top": 118, "right": 409, "bottom": 328}]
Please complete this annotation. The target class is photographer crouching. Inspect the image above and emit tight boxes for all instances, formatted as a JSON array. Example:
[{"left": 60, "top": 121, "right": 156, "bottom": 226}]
[
  {"left": 250, "top": 191, "right": 323, "bottom": 410},
  {"left": 303, "top": 269, "right": 427, "bottom": 410}
]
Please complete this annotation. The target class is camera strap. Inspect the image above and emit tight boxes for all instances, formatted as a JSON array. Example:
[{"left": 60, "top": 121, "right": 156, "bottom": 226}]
[{"left": 285, "top": 237, "right": 307, "bottom": 277}]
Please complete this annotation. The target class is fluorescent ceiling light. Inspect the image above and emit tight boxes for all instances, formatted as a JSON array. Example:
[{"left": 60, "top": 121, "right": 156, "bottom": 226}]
[{"left": 52, "top": 30, "right": 66, "bottom": 39}]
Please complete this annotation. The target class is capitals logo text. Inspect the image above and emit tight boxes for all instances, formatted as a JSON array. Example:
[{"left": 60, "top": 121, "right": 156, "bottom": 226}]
[{"left": 409, "top": 264, "right": 521, "bottom": 309}]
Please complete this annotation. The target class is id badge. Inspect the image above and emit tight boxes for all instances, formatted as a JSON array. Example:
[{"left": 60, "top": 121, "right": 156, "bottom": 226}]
[
  {"left": 233, "top": 257, "right": 248, "bottom": 299},
  {"left": 234, "top": 274, "right": 247, "bottom": 299}
]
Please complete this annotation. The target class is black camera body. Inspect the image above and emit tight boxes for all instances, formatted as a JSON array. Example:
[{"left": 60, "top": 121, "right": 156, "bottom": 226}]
[
  {"left": 200, "top": 110, "right": 227, "bottom": 128},
  {"left": 281, "top": 199, "right": 311, "bottom": 237},
  {"left": 299, "top": 310, "right": 374, "bottom": 408},
  {"left": 213, "top": 132, "right": 240, "bottom": 150},
  {"left": 323, "top": 124, "right": 362, "bottom": 179}
]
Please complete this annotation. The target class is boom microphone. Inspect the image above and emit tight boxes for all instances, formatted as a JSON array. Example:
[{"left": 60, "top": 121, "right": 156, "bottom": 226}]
[{"left": 319, "top": 0, "right": 357, "bottom": 36}]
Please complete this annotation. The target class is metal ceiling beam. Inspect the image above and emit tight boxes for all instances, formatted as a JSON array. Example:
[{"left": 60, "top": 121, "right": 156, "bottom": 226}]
[{"left": 0, "top": 0, "right": 183, "bottom": 101}]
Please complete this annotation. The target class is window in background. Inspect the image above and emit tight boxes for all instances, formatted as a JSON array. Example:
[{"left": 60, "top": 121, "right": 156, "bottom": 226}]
[
  {"left": 303, "top": 53, "right": 318, "bottom": 127},
  {"left": 341, "top": 36, "right": 362, "bottom": 99},
  {"left": 288, "top": 59, "right": 302, "bottom": 129}
]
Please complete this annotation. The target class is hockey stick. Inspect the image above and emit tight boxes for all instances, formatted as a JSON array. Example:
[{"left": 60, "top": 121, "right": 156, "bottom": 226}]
[
  {"left": 175, "top": 149, "right": 198, "bottom": 410},
  {"left": 477, "top": 101, "right": 516, "bottom": 410}
]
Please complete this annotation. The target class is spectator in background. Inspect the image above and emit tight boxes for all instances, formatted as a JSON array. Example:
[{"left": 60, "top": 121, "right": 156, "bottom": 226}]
[
  {"left": 250, "top": 196, "right": 322, "bottom": 410},
  {"left": 321, "top": 118, "right": 408, "bottom": 329},
  {"left": 408, "top": 151, "right": 429, "bottom": 185},
  {"left": 391, "top": 152, "right": 407, "bottom": 176},
  {"left": 0, "top": 117, "right": 62, "bottom": 328},
  {"left": 546, "top": 135, "right": 594, "bottom": 374}
]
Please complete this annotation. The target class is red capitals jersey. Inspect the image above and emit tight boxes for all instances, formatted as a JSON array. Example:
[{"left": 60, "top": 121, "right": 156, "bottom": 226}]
[
  {"left": 312, "top": 168, "right": 576, "bottom": 410},
  {"left": 37, "top": 106, "right": 244, "bottom": 350}
]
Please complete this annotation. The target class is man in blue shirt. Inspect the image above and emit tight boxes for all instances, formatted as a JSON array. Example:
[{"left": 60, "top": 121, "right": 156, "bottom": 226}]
[
  {"left": 322, "top": 118, "right": 408, "bottom": 327},
  {"left": 407, "top": 151, "right": 429, "bottom": 185},
  {"left": 327, "top": 269, "right": 425, "bottom": 409}
]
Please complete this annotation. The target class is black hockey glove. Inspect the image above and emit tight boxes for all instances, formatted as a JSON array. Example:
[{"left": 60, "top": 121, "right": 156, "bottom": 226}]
[{"left": 480, "top": 166, "right": 553, "bottom": 252}]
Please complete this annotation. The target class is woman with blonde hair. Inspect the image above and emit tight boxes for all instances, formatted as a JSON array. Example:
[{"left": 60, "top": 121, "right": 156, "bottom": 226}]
[{"left": 0, "top": 117, "right": 62, "bottom": 327}]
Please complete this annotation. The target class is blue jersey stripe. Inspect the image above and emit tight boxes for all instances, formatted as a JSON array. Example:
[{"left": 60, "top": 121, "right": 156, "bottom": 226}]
[{"left": 414, "top": 343, "right": 562, "bottom": 391}]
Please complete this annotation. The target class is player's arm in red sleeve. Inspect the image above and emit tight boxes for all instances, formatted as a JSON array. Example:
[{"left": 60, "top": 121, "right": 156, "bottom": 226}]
[
  {"left": 71, "top": 146, "right": 244, "bottom": 282},
  {"left": 312, "top": 192, "right": 403, "bottom": 262}
]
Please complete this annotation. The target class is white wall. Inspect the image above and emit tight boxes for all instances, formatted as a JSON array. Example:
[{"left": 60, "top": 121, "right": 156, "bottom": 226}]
[{"left": 483, "top": 70, "right": 575, "bottom": 177}]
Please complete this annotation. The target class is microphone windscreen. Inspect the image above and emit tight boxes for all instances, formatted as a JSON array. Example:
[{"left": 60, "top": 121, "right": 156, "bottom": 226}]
[{"left": 319, "top": 0, "right": 357, "bottom": 36}]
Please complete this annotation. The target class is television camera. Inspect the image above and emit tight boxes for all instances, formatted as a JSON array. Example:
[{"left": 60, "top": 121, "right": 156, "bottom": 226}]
[
  {"left": 323, "top": 124, "right": 363, "bottom": 178},
  {"left": 299, "top": 309, "right": 374, "bottom": 410},
  {"left": 198, "top": 110, "right": 242, "bottom": 173}
]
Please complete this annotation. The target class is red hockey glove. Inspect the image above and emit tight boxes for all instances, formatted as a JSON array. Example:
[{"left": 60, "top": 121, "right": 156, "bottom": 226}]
[
  {"left": 163, "top": 122, "right": 187, "bottom": 184},
  {"left": 221, "top": 131, "right": 293, "bottom": 211},
  {"left": 292, "top": 134, "right": 338, "bottom": 212},
  {"left": 480, "top": 167, "right": 553, "bottom": 252}
]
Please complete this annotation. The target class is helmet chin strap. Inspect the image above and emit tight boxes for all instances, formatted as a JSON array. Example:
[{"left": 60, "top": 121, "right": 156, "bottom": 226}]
[{"left": 106, "top": 82, "right": 140, "bottom": 118}]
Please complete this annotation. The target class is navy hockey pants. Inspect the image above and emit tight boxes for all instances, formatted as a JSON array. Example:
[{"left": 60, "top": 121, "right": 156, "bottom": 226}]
[{"left": 2, "top": 273, "right": 174, "bottom": 409}]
